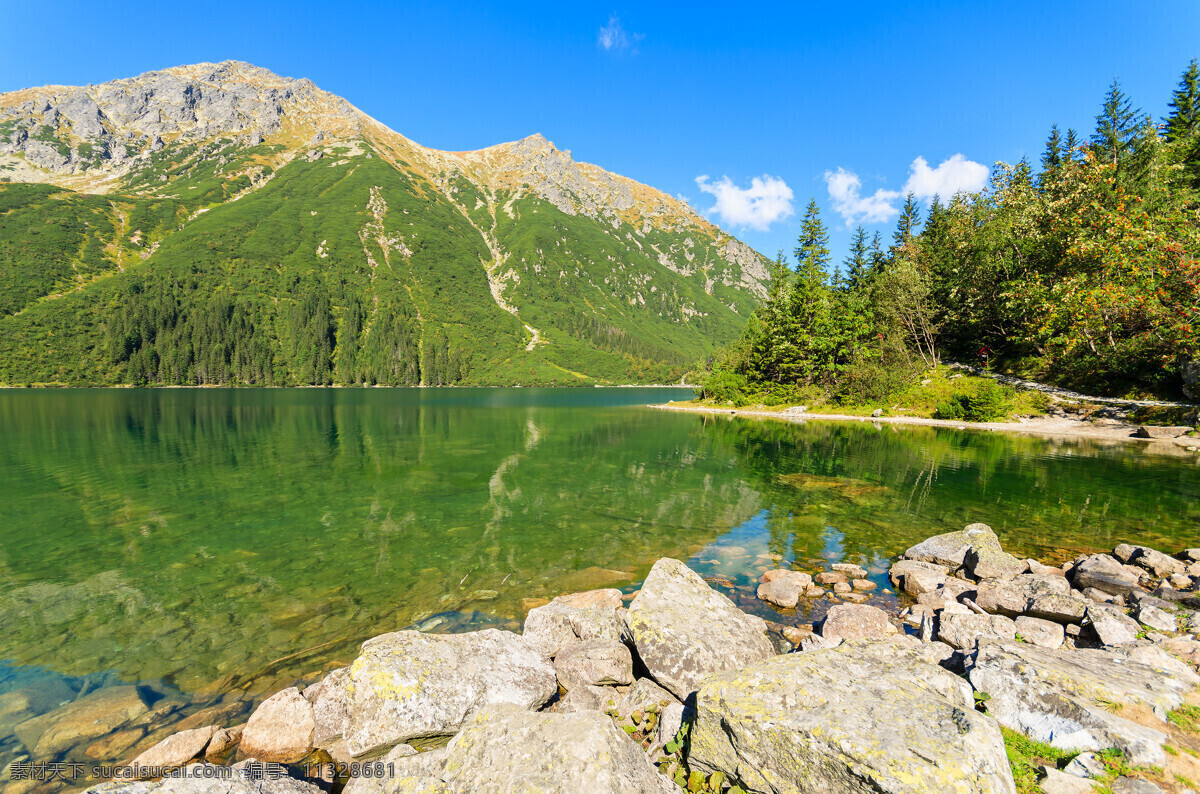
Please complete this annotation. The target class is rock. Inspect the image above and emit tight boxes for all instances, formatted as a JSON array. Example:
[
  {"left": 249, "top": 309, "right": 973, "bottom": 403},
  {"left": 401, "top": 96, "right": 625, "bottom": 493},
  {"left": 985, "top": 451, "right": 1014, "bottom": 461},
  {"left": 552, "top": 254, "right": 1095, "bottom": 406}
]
[
  {"left": 304, "top": 667, "right": 350, "bottom": 747},
  {"left": 833, "top": 581, "right": 852, "bottom": 594},
  {"left": 240, "top": 688, "right": 315, "bottom": 763},
  {"left": 871, "top": 408, "right": 883, "bottom": 417},
  {"left": 1028, "top": 560, "right": 1066, "bottom": 577},
  {"left": 1086, "top": 605, "right": 1141, "bottom": 646},
  {"left": 85, "top": 728, "right": 147, "bottom": 760},
  {"left": 521, "top": 589, "right": 626, "bottom": 658},
  {"left": 1040, "top": 767, "right": 1100, "bottom": 792},
  {"left": 1084, "top": 587, "right": 1117, "bottom": 603},
  {"left": 969, "top": 641, "right": 1195, "bottom": 764},
  {"left": 937, "top": 613, "right": 1017, "bottom": 650},
  {"left": 1133, "top": 425, "right": 1191, "bottom": 439},
  {"left": 83, "top": 764, "right": 325, "bottom": 793},
  {"left": 976, "top": 574, "right": 1071, "bottom": 617},
  {"left": 30, "top": 686, "right": 149, "bottom": 756},
  {"left": 689, "top": 639, "right": 1016, "bottom": 793},
  {"left": 815, "top": 571, "right": 847, "bottom": 585},
  {"left": 964, "top": 534, "right": 1027, "bottom": 580},
  {"left": 1015, "top": 616, "right": 1065, "bottom": 649},
  {"left": 1135, "top": 605, "right": 1177, "bottom": 633},
  {"left": 173, "top": 701, "right": 248, "bottom": 732},
  {"left": 396, "top": 705, "right": 676, "bottom": 793},
  {"left": 1063, "top": 751, "right": 1106, "bottom": 778},
  {"left": 343, "top": 629, "right": 556, "bottom": 757},
  {"left": 129, "top": 725, "right": 218, "bottom": 774},
  {"left": 1072, "top": 554, "right": 1146, "bottom": 597},
  {"left": 903, "top": 528, "right": 977, "bottom": 568},
  {"left": 342, "top": 745, "right": 446, "bottom": 794},
  {"left": 606, "top": 678, "right": 679, "bottom": 722},
  {"left": 756, "top": 577, "right": 801, "bottom": 608},
  {"left": 1184, "top": 549, "right": 1200, "bottom": 563},
  {"left": 799, "top": 633, "right": 843, "bottom": 652},
  {"left": 1114, "top": 544, "right": 1139, "bottom": 564},
  {"left": 1169, "top": 572, "right": 1193, "bottom": 589},
  {"left": 890, "top": 559, "right": 949, "bottom": 596},
  {"left": 819, "top": 603, "right": 893, "bottom": 641},
  {"left": 553, "top": 639, "right": 633, "bottom": 690},
  {"left": 553, "top": 684, "right": 616, "bottom": 714},
  {"left": 851, "top": 578, "right": 876, "bottom": 591},
  {"left": 205, "top": 725, "right": 242, "bottom": 759},
  {"left": 1128, "top": 547, "right": 1186, "bottom": 577},
  {"left": 759, "top": 569, "right": 812, "bottom": 588},
  {"left": 624, "top": 558, "right": 772, "bottom": 700},
  {"left": 1108, "top": 644, "right": 1200, "bottom": 687},
  {"left": 1159, "top": 636, "right": 1200, "bottom": 664},
  {"left": 830, "top": 562, "right": 868, "bottom": 578},
  {"left": 657, "top": 701, "right": 686, "bottom": 744},
  {"left": 1111, "top": 780, "right": 1165, "bottom": 793}
]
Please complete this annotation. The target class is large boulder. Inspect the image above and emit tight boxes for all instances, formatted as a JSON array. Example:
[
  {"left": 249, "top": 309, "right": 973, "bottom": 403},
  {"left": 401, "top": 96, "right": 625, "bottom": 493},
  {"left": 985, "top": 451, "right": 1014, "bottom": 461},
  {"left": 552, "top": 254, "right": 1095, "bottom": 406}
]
[
  {"left": 689, "top": 639, "right": 1016, "bottom": 793},
  {"left": 976, "top": 575, "right": 1085, "bottom": 624},
  {"left": 84, "top": 765, "right": 324, "bottom": 794},
  {"left": 521, "top": 589, "right": 626, "bottom": 658},
  {"left": 819, "top": 603, "right": 894, "bottom": 641},
  {"left": 362, "top": 706, "right": 676, "bottom": 793},
  {"left": 1085, "top": 605, "right": 1141, "bottom": 647},
  {"left": 343, "top": 629, "right": 557, "bottom": 757},
  {"left": 239, "top": 688, "right": 316, "bottom": 763},
  {"left": 968, "top": 641, "right": 1195, "bottom": 765},
  {"left": 624, "top": 558, "right": 773, "bottom": 700},
  {"left": 1125, "top": 547, "right": 1186, "bottom": 578},
  {"left": 552, "top": 639, "right": 634, "bottom": 690}
]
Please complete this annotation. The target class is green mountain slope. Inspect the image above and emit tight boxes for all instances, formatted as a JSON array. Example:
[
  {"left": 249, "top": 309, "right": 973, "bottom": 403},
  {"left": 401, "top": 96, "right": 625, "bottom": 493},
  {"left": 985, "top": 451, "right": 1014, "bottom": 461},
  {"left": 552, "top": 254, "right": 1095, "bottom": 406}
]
[{"left": 0, "top": 62, "right": 769, "bottom": 385}]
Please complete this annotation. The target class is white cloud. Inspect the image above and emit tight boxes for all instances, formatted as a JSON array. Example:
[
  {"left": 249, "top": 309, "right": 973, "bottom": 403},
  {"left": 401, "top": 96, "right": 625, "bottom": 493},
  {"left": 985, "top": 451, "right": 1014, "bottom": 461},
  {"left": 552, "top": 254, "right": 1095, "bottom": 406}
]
[
  {"left": 824, "top": 154, "right": 989, "bottom": 225},
  {"left": 824, "top": 167, "right": 902, "bottom": 225},
  {"left": 904, "top": 154, "right": 989, "bottom": 200},
  {"left": 695, "top": 174, "right": 795, "bottom": 231},
  {"left": 598, "top": 16, "right": 642, "bottom": 52}
]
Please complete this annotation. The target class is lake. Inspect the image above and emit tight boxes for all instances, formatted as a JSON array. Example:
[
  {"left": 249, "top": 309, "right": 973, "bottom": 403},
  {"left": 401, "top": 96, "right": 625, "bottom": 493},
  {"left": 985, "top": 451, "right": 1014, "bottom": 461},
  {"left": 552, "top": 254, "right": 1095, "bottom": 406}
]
[{"left": 1, "top": 387, "right": 1198, "bottom": 785}]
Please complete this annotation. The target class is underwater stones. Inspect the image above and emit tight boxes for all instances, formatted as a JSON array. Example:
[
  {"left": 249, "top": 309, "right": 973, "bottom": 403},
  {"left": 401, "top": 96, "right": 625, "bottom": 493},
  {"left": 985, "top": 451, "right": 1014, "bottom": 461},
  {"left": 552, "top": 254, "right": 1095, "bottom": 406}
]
[
  {"left": 818, "top": 603, "right": 893, "bottom": 641},
  {"left": 521, "top": 589, "right": 626, "bottom": 658},
  {"left": 552, "top": 639, "right": 633, "bottom": 690},
  {"left": 343, "top": 629, "right": 556, "bottom": 757},
  {"left": 239, "top": 688, "right": 315, "bottom": 763},
  {"left": 129, "top": 725, "right": 218, "bottom": 774},
  {"left": 28, "top": 685, "right": 150, "bottom": 756},
  {"left": 624, "top": 558, "right": 772, "bottom": 701},
  {"left": 688, "top": 639, "right": 1016, "bottom": 793},
  {"left": 968, "top": 642, "right": 1193, "bottom": 764}
]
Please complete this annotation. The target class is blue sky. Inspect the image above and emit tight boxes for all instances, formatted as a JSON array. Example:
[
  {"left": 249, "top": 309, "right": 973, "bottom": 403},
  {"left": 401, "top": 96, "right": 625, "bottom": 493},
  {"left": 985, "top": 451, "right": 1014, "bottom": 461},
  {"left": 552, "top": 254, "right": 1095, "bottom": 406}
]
[{"left": 2, "top": 1, "right": 1198, "bottom": 266}]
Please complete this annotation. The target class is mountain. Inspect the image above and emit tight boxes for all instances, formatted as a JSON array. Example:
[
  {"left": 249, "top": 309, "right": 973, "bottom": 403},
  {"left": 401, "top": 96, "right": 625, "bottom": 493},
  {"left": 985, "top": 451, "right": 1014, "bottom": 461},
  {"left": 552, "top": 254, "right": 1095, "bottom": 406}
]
[{"left": 0, "top": 61, "right": 769, "bottom": 386}]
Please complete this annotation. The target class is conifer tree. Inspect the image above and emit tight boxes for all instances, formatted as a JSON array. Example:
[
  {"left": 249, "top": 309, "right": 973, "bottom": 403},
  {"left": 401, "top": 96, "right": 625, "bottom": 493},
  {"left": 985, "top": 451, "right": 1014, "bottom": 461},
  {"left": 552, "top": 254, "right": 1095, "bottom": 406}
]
[
  {"left": 1041, "top": 125, "right": 1063, "bottom": 175},
  {"left": 1092, "top": 79, "right": 1141, "bottom": 165},
  {"left": 844, "top": 225, "right": 870, "bottom": 290},
  {"left": 1164, "top": 59, "right": 1200, "bottom": 143},
  {"left": 892, "top": 193, "right": 921, "bottom": 250}
]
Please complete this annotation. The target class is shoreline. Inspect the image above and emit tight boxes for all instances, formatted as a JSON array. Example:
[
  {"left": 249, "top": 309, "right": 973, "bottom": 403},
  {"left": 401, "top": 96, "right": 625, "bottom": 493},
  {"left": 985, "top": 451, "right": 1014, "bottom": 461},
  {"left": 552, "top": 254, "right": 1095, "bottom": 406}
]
[{"left": 653, "top": 401, "right": 1200, "bottom": 452}]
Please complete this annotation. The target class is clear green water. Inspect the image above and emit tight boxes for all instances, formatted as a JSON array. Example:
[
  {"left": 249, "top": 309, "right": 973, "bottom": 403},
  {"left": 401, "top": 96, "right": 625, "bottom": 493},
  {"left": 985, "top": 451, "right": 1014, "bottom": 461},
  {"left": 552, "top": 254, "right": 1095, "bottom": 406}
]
[{"left": 1, "top": 388, "right": 1198, "bottom": 782}]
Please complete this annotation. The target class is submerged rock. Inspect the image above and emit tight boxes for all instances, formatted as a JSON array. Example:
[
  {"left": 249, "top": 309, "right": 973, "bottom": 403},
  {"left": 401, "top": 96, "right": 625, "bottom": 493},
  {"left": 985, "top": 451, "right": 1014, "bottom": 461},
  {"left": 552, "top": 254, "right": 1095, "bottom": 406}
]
[
  {"left": 624, "top": 558, "right": 772, "bottom": 700},
  {"left": 343, "top": 629, "right": 556, "bottom": 757},
  {"left": 25, "top": 685, "right": 149, "bottom": 756},
  {"left": 688, "top": 639, "right": 1016, "bottom": 793}
]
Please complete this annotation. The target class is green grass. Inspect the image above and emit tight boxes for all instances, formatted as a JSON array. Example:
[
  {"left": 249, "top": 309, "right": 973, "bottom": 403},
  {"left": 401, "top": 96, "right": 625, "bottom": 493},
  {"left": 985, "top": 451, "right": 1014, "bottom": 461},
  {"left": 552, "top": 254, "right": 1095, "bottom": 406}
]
[
  {"left": 1168, "top": 704, "right": 1200, "bottom": 732},
  {"left": 1001, "top": 727, "right": 1077, "bottom": 793}
]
